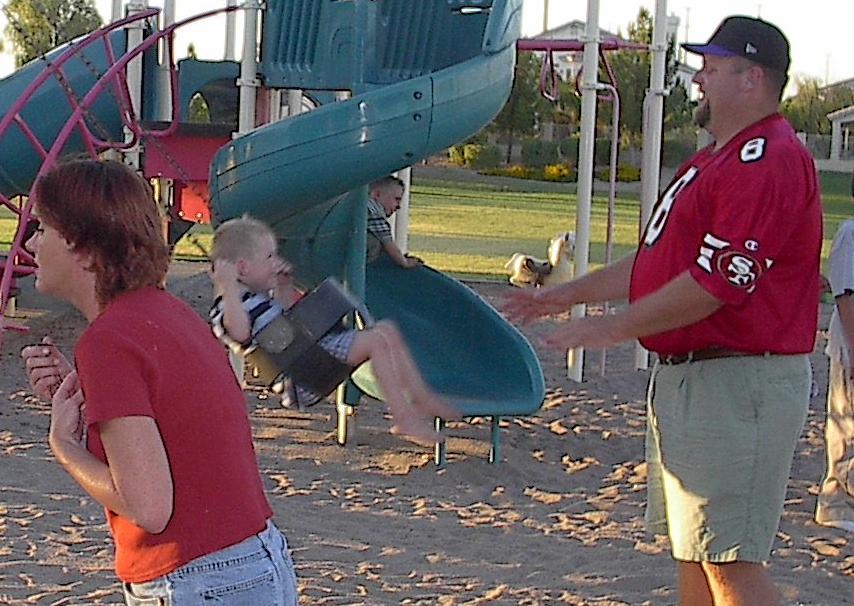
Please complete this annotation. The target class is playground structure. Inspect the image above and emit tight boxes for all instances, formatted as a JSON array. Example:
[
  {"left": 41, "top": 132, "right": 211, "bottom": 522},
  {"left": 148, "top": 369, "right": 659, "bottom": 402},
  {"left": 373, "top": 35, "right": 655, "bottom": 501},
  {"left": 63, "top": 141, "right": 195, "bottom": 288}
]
[
  {"left": 0, "top": 0, "right": 673, "bottom": 462},
  {"left": 0, "top": 0, "right": 544, "bottom": 465}
]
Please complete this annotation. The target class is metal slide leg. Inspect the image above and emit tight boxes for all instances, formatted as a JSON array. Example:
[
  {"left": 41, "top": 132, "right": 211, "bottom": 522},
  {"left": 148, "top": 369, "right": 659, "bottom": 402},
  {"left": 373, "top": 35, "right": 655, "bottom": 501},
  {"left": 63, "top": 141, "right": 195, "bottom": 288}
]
[
  {"left": 336, "top": 402, "right": 354, "bottom": 445},
  {"left": 335, "top": 383, "right": 357, "bottom": 446},
  {"left": 228, "top": 350, "right": 246, "bottom": 388},
  {"left": 434, "top": 417, "right": 446, "bottom": 467},
  {"left": 489, "top": 416, "right": 501, "bottom": 465}
]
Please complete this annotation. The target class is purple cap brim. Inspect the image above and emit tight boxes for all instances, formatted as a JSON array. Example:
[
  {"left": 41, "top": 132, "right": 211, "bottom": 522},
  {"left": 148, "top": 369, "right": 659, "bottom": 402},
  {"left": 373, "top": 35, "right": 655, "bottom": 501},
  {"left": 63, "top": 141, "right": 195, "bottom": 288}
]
[{"left": 681, "top": 43, "right": 738, "bottom": 57}]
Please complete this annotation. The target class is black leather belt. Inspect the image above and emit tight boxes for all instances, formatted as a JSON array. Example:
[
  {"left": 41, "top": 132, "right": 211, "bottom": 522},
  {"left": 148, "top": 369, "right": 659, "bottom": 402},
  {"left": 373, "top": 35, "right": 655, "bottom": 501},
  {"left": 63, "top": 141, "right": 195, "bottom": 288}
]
[{"left": 657, "top": 348, "right": 767, "bottom": 365}]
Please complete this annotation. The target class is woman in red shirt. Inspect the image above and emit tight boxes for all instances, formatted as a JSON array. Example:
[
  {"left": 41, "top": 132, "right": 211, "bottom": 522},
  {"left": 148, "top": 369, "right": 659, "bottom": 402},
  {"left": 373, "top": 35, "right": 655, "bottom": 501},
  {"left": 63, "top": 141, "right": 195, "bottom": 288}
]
[{"left": 21, "top": 159, "right": 296, "bottom": 605}]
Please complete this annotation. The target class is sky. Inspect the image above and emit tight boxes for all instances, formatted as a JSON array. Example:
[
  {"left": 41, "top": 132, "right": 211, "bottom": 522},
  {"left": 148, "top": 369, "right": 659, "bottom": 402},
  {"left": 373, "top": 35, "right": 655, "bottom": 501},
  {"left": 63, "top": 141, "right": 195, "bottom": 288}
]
[
  {"left": 0, "top": 0, "right": 851, "bottom": 88},
  {"left": 524, "top": 0, "right": 853, "bottom": 86}
]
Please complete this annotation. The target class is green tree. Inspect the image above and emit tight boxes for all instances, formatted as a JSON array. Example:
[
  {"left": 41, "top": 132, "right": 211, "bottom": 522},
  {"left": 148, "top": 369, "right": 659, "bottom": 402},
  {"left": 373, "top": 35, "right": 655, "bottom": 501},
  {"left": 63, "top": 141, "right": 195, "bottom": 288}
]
[
  {"left": 664, "top": 81, "right": 694, "bottom": 130},
  {"left": 550, "top": 76, "right": 581, "bottom": 130},
  {"left": 491, "top": 52, "right": 552, "bottom": 163},
  {"left": 3, "top": 0, "right": 102, "bottom": 67},
  {"left": 184, "top": 44, "right": 211, "bottom": 123},
  {"left": 604, "top": 7, "right": 652, "bottom": 143},
  {"left": 605, "top": 8, "right": 694, "bottom": 147},
  {"left": 781, "top": 76, "right": 854, "bottom": 134}
]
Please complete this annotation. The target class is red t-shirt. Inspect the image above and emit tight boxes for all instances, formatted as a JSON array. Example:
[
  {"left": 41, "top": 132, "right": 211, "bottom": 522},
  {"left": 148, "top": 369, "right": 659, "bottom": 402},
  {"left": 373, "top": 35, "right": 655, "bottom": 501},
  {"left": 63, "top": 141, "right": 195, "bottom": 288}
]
[
  {"left": 630, "top": 114, "right": 821, "bottom": 355},
  {"left": 75, "top": 287, "right": 272, "bottom": 583}
]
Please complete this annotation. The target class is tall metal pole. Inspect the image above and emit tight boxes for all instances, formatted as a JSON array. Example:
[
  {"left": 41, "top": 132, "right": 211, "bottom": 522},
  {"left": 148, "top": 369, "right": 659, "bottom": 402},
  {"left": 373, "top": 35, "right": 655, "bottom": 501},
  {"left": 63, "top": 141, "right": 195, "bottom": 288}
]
[
  {"left": 542, "top": 0, "right": 549, "bottom": 33},
  {"left": 600, "top": 82, "right": 620, "bottom": 377},
  {"left": 225, "top": 0, "right": 238, "bottom": 61},
  {"left": 111, "top": 0, "right": 123, "bottom": 21},
  {"left": 391, "top": 167, "right": 412, "bottom": 253},
  {"left": 123, "top": 0, "right": 148, "bottom": 169},
  {"left": 230, "top": 0, "right": 261, "bottom": 384},
  {"left": 567, "top": 0, "right": 601, "bottom": 382},
  {"left": 155, "top": 0, "right": 175, "bottom": 121},
  {"left": 237, "top": 1, "right": 261, "bottom": 133},
  {"left": 635, "top": 0, "right": 668, "bottom": 370}
]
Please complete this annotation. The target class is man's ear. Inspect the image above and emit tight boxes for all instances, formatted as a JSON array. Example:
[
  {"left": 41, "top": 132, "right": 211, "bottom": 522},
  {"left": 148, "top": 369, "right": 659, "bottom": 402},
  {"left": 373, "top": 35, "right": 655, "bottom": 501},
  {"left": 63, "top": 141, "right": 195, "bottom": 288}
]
[
  {"left": 235, "top": 257, "right": 248, "bottom": 276},
  {"left": 743, "top": 65, "right": 763, "bottom": 92}
]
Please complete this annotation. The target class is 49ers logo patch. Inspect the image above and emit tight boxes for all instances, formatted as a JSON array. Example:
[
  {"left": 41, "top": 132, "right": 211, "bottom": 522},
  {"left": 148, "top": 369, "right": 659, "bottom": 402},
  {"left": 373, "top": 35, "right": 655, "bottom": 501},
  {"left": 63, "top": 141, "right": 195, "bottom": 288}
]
[{"left": 717, "top": 251, "right": 762, "bottom": 291}]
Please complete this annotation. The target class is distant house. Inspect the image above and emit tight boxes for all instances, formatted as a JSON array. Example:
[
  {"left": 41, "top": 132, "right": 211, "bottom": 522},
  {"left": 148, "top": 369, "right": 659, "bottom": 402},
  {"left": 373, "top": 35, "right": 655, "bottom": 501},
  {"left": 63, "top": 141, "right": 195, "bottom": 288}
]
[
  {"left": 529, "top": 17, "right": 696, "bottom": 96},
  {"left": 820, "top": 77, "right": 854, "bottom": 171},
  {"left": 823, "top": 77, "right": 854, "bottom": 95},
  {"left": 828, "top": 105, "right": 854, "bottom": 162}
]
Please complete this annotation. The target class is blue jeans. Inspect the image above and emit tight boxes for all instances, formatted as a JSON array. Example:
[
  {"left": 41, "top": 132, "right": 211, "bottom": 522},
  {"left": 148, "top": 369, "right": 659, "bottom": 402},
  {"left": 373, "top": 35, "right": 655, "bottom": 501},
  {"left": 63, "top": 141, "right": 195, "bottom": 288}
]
[{"left": 122, "top": 520, "right": 297, "bottom": 606}]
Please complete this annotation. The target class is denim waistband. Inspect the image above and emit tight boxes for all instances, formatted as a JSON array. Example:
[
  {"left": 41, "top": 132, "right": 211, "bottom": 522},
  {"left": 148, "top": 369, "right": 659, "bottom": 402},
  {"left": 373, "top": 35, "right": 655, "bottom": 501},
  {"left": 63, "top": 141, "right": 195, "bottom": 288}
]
[{"left": 171, "top": 519, "right": 280, "bottom": 577}]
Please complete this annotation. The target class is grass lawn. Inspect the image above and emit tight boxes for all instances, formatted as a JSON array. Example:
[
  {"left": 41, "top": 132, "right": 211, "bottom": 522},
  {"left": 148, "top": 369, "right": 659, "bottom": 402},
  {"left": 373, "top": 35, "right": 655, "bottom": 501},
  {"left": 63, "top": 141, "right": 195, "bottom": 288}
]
[
  {"left": 1, "top": 169, "right": 851, "bottom": 281},
  {"left": 403, "top": 178, "right": 640, "bottom": 280}
]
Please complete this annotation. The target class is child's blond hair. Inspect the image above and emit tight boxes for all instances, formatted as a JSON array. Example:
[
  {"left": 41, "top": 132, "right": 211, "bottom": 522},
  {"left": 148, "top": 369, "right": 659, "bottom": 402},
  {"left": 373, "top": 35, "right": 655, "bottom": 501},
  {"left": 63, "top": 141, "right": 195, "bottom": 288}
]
[{"left": 210, "top": 215, "right": 276, "bottom": 262}]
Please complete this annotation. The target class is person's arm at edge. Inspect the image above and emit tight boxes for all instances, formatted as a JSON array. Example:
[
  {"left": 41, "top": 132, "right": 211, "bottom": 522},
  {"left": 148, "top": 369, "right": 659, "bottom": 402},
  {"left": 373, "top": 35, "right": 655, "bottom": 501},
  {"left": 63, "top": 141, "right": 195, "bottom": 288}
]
[{"left": 835, "top": 291, "right": 854, "bottom": 376}]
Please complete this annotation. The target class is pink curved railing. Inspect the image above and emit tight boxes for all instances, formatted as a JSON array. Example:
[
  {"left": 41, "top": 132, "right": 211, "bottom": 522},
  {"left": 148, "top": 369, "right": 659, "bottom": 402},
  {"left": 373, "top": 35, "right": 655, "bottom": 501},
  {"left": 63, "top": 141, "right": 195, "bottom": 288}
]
[{"left": 0, "top": 5, "right": 239, "bottom": 350}]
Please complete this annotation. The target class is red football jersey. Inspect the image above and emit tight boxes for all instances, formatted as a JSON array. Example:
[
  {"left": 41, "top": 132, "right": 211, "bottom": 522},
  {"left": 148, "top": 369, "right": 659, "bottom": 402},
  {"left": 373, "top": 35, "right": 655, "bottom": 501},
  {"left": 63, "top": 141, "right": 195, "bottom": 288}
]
[{"left": 630, "top": 113, "right": 821, "bottom": 355}]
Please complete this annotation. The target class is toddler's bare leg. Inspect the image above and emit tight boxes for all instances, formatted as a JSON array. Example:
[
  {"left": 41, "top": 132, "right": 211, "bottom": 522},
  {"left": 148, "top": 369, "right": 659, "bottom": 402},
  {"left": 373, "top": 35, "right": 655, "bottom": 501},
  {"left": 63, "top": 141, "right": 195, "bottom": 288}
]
[{"left": 348, "top": 322, "right": 457, "bottom": 440}]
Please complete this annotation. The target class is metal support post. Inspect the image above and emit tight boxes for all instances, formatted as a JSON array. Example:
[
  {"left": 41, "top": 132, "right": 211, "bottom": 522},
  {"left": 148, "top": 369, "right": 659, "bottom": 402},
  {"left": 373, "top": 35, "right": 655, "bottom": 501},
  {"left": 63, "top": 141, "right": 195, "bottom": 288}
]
[
  {"left": 636, "top": 0, "right": 669, "bottom": 370},
  {"left": 434, "top": 417, "right": 447, "bottom": 467},
  {"left": 237, "top": 1, "right": 261, "bottom": 134},
  {"left": 568, "top": 0, "right": 601, "bottom": 382},
  {"left": 123, "top": 0, "right": 148, "bottom": 169},
  {"left": 156, "top": 0, "right": 175, "bottom": 121},
  {"left": 225, "top": 0, "right": 238, "bottom": 60}
]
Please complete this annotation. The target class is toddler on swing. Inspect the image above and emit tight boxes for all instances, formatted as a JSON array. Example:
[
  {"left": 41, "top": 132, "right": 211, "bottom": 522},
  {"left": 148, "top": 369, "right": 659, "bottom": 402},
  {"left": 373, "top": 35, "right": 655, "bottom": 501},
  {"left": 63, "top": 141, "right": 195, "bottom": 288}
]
[{"left": 209, "top": 215, "right": 456, "bottom": 442}]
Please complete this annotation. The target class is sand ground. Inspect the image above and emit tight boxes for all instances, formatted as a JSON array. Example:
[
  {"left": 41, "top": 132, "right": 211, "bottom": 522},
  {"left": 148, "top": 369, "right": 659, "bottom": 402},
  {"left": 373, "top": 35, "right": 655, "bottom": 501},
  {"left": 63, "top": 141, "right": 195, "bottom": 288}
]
[{"left": 0, "top": 262, "right": 851, "bottom": 605}]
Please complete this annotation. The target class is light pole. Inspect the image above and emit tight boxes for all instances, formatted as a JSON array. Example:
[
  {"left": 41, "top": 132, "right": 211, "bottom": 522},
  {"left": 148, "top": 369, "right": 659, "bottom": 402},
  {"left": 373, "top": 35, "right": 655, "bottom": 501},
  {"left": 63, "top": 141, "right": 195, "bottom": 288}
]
[{"left": 543, "top": 0, "right": 549, "bottom": 33}]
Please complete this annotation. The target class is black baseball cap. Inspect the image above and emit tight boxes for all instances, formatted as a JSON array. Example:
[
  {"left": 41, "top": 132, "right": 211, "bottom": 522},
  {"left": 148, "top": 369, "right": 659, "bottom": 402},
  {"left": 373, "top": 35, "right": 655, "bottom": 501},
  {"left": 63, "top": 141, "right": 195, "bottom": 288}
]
[{"left": 682, "top": 16, "right": 790, "bottom": 73}]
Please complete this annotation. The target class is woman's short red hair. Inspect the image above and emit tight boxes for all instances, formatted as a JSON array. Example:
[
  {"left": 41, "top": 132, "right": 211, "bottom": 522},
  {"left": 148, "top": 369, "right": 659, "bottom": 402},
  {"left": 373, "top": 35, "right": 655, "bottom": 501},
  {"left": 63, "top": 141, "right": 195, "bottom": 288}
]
[{"left": 34, "top": 158, "right": 169, "bottom": 305}]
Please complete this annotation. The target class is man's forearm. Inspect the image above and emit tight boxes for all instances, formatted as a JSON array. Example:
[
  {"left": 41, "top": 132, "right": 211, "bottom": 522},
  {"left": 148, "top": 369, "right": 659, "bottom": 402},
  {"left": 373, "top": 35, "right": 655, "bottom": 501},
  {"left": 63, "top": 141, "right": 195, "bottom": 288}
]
[
  {"left": 550, "top": 252, "right": 636, "bottom": 307},
  {"left": 611, "top": 270, "right": 722, "bottom": 342}
]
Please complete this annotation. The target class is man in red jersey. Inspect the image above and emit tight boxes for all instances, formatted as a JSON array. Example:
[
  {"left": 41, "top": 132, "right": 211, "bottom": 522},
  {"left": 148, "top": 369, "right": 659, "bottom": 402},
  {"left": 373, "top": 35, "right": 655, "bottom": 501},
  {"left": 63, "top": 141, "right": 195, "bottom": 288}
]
[{"left": 502, "top": 16, "right": 821, "bottom": 606}]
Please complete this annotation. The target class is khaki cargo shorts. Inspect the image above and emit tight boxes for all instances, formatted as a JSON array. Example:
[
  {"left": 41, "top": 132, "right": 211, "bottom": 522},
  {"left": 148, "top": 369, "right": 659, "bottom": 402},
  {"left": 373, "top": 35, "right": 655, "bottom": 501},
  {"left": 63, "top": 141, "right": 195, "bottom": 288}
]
[{"left": 645, "top": 354, "right": 810, "bottom": 562}]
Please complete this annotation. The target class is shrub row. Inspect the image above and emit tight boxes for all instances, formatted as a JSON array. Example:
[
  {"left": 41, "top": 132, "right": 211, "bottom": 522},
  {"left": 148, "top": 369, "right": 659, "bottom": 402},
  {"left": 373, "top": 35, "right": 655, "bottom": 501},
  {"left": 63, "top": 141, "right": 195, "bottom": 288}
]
[
  {"left": 480, "top": 163, "right": 576, "bottom": 183},
  {"left": 448, "top": 133, "right": 697, "bottom": 176}
]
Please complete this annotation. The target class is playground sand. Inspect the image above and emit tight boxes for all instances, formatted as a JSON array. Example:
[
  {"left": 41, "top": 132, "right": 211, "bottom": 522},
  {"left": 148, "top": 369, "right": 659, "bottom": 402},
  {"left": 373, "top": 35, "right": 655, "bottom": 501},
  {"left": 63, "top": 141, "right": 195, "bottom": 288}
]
[{"left": 0, "top": 262, "right": 851, "bottom": 605}]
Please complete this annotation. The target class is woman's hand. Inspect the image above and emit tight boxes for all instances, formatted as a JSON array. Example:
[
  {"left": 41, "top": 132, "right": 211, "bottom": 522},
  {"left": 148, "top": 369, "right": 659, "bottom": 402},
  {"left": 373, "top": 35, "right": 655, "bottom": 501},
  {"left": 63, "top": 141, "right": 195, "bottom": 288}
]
[
  {"left": 48, "top": 371, "right": 86, "bottom": 453},
  {"left": 21, "top": 336, "right": 73, "bottom": 401}
]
